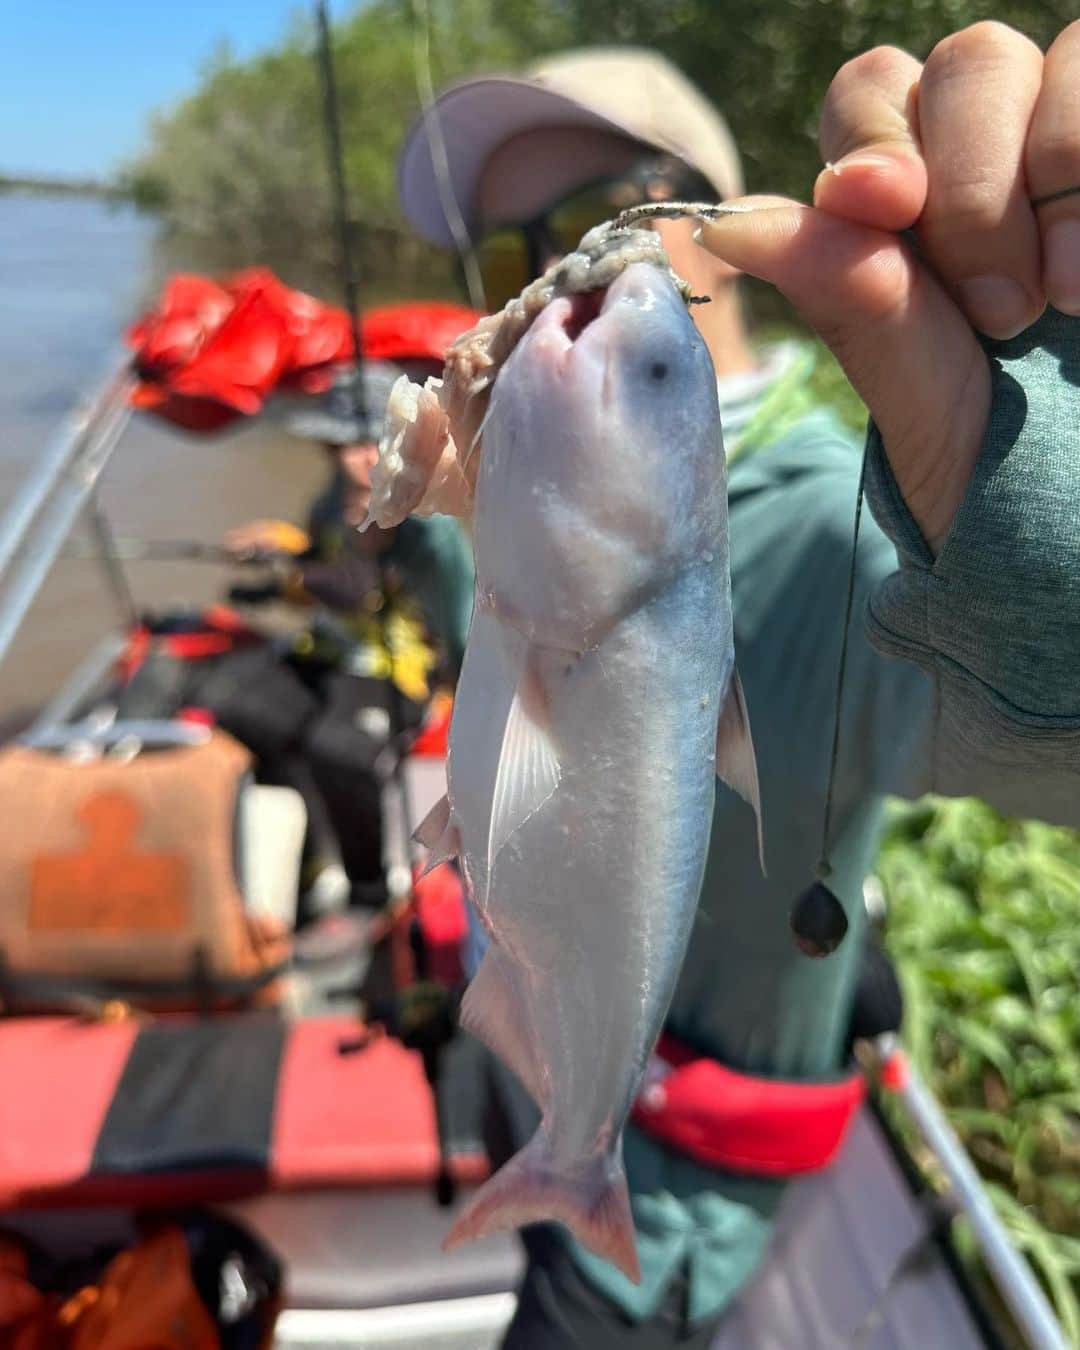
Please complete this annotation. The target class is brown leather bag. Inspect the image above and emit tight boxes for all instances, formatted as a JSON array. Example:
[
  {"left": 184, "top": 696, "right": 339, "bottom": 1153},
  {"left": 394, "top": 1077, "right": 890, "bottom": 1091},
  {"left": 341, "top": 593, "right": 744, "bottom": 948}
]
[
  {"left": 0, "top": 1223, "right": 280, "bottom": 1350},
  {"left": 63, "top": 1229, "right": 222, "bottom": 1350},
  {"left": 0, "top": 731, "right": 290, "bottom": 1012}
]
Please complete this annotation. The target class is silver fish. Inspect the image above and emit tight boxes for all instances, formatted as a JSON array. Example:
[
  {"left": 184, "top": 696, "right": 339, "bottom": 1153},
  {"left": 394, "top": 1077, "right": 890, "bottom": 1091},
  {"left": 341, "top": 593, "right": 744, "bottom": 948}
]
[{"left": 373, "top": 230, "right": 762, "bottom": 1283}]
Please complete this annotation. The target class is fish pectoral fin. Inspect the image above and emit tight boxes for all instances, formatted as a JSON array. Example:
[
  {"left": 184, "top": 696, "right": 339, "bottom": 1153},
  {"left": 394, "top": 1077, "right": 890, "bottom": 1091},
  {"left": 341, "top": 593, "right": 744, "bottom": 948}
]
[
  {"left": 716, "top": 664, "right": 765, "bottom": 875},
  {"left": 459, "top": 946, "right": 543, "bottom": 1104},
  {"left": 487, "top": 646, "right": 560, "bottom": 871},
  {"left": 413, "top": 793, "right": 461, "bottom": 877}
]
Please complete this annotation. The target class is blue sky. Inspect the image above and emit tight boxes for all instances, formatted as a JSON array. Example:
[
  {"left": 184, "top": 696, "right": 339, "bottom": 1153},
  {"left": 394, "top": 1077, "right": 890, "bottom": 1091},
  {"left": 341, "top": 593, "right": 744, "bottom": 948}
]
[{"left": 0, "top": 0, "right": 356, "bottom": 179}]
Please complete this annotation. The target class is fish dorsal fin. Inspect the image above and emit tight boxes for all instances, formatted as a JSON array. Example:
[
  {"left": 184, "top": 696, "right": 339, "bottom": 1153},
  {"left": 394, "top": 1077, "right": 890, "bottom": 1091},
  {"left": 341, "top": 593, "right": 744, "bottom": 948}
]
[
  {"left": 487, "top": 647, "right": 560, "bottom": 876},
  {"left": 716, "top": 664, "right": 765, "bottom": 874},
  {"left": 413, "top": 793, "right": 461, "bottom": 878}
]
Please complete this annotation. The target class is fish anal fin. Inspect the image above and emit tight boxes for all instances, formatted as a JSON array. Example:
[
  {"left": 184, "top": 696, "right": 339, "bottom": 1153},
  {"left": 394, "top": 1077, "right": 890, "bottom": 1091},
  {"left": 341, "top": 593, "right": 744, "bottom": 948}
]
[
  {"left": 418, "top": 824, "right": 461, "bottom": 879},
  {"left": 413, "top": 793, "right": 461, "bottom": 878},
  {"left": 459, "top": 946, "right": 543, "bottom": 1104},
  {"left": 716, "top": 664, "right": 765, "bottom": 875},
  {"left": 443, "top": 1131, "right": 640, "bottom": 1284},
  {"left": 414, "top": 793, "right": 450, "bottom": 850},
  {"left": 487, "top": 647, "right": 560, "bottom": 872}
]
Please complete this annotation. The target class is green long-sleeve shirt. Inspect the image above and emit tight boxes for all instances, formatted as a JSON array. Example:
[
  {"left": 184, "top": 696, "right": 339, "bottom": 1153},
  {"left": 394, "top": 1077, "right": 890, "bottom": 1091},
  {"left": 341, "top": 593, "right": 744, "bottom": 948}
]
[
  {"left": 386, "top": 513, "right": 475, "bottom": 673},
  {"left": 569, "top": 307, "right": 1080, "bottom": 1322},
  {"left": 305, "top": 474, "right": 474, "bottom": 681}
]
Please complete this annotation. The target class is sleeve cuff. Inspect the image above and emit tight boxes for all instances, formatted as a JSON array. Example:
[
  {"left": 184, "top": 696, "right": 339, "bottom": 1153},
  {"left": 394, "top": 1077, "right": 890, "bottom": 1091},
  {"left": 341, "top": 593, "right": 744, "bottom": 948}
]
[{"left": 862, "top": 307, "right": 1080, "bottom": 723}]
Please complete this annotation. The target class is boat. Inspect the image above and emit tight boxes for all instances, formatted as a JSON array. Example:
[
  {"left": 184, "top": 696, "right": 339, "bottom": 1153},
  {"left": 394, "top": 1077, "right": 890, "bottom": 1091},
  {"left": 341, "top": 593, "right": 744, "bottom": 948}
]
[{"left": 0, "top": 271, "right": 1070, "bottom": 1350}]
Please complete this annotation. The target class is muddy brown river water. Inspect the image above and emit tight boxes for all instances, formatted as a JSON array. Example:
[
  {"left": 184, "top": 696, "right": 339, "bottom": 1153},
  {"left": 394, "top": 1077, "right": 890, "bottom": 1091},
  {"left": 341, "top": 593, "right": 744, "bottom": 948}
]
[{"left": 0, "top": 193, "right": 370, "bottom": 713}]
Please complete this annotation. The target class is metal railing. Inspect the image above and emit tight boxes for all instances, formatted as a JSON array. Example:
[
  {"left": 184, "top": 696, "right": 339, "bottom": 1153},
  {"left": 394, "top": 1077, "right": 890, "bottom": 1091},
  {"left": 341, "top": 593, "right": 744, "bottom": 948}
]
[
  {"left": 876, "top": 1035, "right": 1068, "bottom": 1350},
  {"left": 0, "top": 356, "right": 135, "bottom": 675}
]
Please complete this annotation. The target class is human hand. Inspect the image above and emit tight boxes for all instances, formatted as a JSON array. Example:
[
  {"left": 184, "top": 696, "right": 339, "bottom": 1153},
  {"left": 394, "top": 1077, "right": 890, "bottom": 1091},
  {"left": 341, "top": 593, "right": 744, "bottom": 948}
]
[{"left": 697, "top": 21, "right": 1079, "bottom": 554}]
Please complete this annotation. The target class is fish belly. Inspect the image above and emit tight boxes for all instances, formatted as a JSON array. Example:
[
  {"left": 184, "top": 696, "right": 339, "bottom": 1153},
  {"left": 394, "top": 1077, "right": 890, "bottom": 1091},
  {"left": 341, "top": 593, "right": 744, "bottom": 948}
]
[{"left": 445, "top": 561, "right": 728, "bottom": 1279}]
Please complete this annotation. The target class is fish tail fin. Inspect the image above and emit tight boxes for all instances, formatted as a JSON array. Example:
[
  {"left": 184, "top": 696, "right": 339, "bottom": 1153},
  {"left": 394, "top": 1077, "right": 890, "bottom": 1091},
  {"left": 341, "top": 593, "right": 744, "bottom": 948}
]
[{"left": 443, "top": 1131, "right": 640, "bottom": 1284}]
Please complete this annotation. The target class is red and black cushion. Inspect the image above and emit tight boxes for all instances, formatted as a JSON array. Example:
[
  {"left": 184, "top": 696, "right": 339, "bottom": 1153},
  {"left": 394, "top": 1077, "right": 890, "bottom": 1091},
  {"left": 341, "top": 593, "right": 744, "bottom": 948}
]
[{"left": 0, "top": 1014, "right": 486, "bottom": 1211}]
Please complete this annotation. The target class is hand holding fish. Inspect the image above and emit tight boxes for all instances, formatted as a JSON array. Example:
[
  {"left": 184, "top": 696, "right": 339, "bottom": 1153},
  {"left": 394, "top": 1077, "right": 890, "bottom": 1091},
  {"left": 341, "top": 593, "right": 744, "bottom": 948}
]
[{"left": 695, "top": 19, "right": 1080, "bottom": 556}]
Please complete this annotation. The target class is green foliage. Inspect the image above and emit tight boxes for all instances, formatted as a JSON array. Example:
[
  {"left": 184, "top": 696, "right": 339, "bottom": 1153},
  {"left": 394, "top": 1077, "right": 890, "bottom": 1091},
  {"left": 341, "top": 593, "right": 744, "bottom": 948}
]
[
  {"left": 759, "top": 321, "right": 868, "bottom": 432},
  {"left": 122, "top": 2, "right": 547, "bottom": 288},
  {"left": 123, "top": 1, "right": 1072, "bottom": 292},
  {"left": 876, "top": 797, "right": 1080, "bottom": 1341},
  {"left": 568, "top": 0, "right": 1072, "bottom": 201},
  {"left": 0, "top": 173, "right": 111, "bottom": 198}
]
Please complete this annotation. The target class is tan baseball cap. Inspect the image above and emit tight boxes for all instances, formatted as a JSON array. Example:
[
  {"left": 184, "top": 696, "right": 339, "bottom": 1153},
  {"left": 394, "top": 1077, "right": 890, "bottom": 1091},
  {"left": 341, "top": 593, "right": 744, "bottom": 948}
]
[{"left": 398, "top": 47, "right": 744, "bottom": 247}]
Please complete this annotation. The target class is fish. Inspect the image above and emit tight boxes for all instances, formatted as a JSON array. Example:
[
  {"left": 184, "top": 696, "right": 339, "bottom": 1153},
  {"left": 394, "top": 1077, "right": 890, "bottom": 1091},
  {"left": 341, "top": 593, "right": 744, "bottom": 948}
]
[{"left": 366, "top": 223, "right": 762, "bottom": 1284}]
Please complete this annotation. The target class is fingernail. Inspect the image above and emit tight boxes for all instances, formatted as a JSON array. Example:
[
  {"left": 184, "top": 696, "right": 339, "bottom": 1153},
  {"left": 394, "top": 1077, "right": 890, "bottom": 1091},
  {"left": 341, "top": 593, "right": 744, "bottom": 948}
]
[
  {"left": 956, "top": 275, "right": 1032, "bottom": 338},
  {"left": 693, "top": 219, "right": 726, "bottom": 250},
  {"left": 693, "top": 214, "right": 742, "bottom": 242},
  {"left": 1045, "top": 220, "right": 1080, "bottom": 315},
  {"left": 826, "top": 152, "right": 899, "bottom": 177},
  {"left": 693, "top": 206, "right": 761, "bottom": 243}
]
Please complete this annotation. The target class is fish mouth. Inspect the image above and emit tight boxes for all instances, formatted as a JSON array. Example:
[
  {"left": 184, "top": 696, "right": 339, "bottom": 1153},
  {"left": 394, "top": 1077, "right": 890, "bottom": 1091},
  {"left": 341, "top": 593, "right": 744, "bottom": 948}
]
[
  {"left": 550, "top": 264, "right": 672, "bottom": 349},
  {"left": 559, "top": 289, "right": 607, "bottom": 343},
  {"left": 527, "top": 287, "right": 611, "bottom": 374},
  {"left": 530, "top": 264, "right": 674, "bottom": 374}
]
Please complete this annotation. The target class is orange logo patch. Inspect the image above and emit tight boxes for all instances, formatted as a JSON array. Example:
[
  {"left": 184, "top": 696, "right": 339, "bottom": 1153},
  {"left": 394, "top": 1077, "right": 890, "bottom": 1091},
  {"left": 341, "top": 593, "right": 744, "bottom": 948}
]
[{"left": 29, "top": 792, "right": 189, "bottom": 932}]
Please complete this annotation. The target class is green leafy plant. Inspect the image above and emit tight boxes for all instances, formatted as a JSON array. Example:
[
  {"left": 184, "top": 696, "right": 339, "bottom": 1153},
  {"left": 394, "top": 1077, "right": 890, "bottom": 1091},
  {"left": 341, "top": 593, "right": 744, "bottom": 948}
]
[{"left": 876, "top": 797, "right": 1080, "bottom": 1342}]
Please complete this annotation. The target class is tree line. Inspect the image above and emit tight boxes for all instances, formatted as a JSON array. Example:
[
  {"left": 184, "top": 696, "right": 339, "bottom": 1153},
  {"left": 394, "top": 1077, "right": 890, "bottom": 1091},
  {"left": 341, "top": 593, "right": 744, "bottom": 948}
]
[{"left": 123, "top": 0, "right": 1072, "bottom": 300}]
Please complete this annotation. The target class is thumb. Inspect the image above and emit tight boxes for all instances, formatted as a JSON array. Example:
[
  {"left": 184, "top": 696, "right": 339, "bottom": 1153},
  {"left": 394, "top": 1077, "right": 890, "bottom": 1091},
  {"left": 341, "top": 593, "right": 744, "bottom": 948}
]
[{"left": 697, "top": 198, "right": 989, "bottom": 554}]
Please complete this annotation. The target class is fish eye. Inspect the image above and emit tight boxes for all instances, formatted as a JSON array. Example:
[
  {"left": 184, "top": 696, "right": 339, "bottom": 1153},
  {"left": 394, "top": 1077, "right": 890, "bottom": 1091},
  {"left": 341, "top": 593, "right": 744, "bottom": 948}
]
[{"left": 650, "top": 361, "right": 668, "bottom": 381}]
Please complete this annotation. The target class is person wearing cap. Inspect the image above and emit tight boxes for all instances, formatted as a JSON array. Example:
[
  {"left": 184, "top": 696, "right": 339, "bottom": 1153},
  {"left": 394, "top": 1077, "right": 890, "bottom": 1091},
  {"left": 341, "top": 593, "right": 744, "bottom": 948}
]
[
  {"left": 218, "top": 359, "right": 474, "bottom": 908},
  {"left": 402, "top": 27, "right": 1080, "bottom": 1348}
]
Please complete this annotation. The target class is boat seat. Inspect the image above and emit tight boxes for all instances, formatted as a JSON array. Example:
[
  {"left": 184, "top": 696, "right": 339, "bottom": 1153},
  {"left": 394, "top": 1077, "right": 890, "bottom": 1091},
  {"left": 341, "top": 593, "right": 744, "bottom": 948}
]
[{"left": 0, "top": 1013, "right": 487, "bottom": 1210}]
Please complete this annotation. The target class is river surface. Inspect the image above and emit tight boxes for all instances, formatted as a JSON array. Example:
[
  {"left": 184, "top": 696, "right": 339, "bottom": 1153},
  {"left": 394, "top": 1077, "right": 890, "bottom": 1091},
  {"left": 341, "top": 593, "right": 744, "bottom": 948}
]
[{"left": 0, "top": 194, "right": 330, "bottom": 714}]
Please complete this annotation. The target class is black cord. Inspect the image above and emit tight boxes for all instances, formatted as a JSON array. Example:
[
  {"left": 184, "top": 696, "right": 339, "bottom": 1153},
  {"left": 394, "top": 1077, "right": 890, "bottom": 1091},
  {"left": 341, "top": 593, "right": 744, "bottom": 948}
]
[
  {"left": 314, "top": 0, "right": 366, "bottom": 423},
  {"left": 815, "top": 442, "right": 869, "bottom": 881}
]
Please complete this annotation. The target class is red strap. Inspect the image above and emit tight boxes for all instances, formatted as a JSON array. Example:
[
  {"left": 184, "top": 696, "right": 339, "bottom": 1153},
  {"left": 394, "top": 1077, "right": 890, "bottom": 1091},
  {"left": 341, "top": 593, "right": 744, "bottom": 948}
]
[
  {"left": 409, "top": 695, "right": 452, "bottom": 757},
  {"left": 162, "top": 632, "right": 242, "bottom": 660},
  {"left": 631, "top": 1032, "right": 865, "bottom": 1176},
  {"left": 116, "top": 626, "right": 151, "bottom": 684},
  {"left": 413, "top": 863, "right": 467, "bottom": 987},
  {"left": 879, "top": 1047, "right": 909, "bottom": 1092}
]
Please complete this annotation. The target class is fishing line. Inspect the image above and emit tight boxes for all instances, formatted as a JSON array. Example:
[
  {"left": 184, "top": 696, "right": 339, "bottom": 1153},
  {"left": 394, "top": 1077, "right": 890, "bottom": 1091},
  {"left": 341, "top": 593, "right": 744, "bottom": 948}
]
[
  {"left": 410, "top": 0, "right": 487, "bottom": 310},
  {"left": 817, "top": 450, "right": 867, "bottom": 878},
  {"left": 618, "top": 197, "right": 863, "bottom": 955},
  {"left": 785, "top": 447, "right": 868, "bottom": 958}
]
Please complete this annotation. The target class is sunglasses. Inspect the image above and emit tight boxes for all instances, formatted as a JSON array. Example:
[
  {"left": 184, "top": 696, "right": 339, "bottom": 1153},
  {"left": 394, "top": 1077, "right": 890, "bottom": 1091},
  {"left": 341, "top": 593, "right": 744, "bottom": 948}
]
[{"left": 474, "top": 162, "right": 690, "bottom": 312}]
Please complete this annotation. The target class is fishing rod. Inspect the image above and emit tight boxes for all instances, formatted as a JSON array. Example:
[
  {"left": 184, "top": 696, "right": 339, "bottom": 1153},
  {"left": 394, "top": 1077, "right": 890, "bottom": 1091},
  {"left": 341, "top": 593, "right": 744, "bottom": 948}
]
[
  {"left": 312, "top": 0, "right": 418, "bottom": 882},
  {"left": 312, "top": 0, "right": 458, "bottom": 1210},
  {"left": 313, "top": 0, "right": 366, "bottom": 419},
  {"left": 14, "top": 537, "right": 284, "bottom": 565},
  {"left": 46, "top": 538, "right": 242, "bottom": 563}
]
